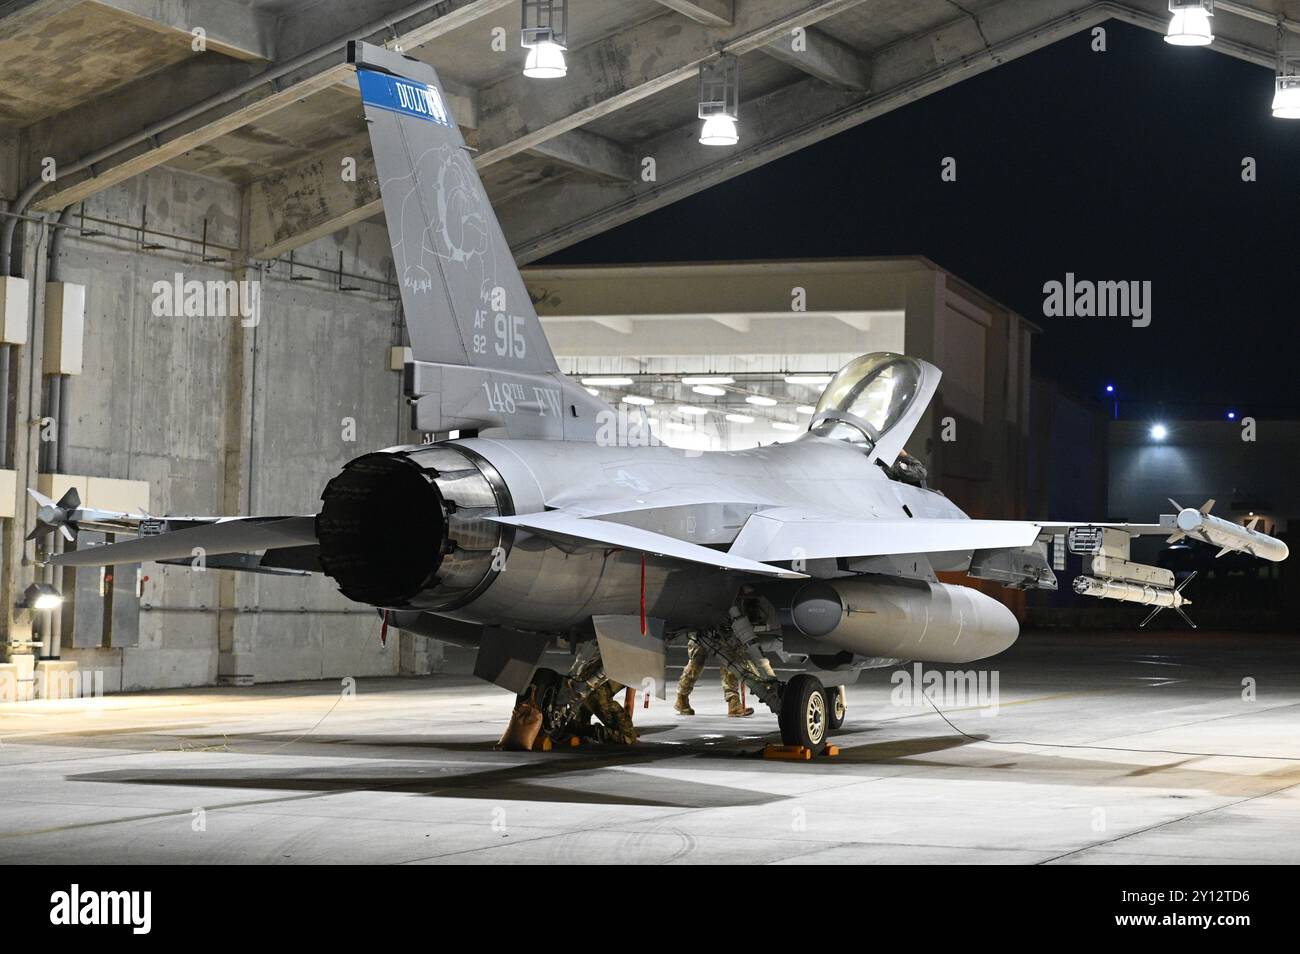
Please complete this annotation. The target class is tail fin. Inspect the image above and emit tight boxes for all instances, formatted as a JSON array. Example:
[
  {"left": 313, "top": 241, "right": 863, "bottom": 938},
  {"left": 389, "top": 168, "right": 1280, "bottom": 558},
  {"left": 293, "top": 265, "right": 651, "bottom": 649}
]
[{"left": 348, "top": 42, "right": 603, "bottom": 439}]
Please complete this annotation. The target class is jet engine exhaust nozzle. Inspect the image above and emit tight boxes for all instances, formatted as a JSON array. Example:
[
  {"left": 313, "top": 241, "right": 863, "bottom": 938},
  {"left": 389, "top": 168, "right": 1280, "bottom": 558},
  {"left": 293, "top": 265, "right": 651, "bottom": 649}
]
[{"left": 316, "top": 444, "right": 514, "bottom": 611}]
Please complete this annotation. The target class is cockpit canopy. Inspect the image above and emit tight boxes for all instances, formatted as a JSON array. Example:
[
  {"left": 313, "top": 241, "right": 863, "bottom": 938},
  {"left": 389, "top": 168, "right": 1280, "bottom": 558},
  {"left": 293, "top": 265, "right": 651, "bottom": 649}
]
[{"left": 808, "top": 353, "right": 926, "bottom": 452}]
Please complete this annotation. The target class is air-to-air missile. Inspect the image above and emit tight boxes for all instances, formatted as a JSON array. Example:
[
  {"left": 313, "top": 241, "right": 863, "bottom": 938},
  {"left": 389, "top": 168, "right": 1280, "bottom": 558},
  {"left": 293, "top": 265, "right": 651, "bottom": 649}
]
[{"left": 1165, "top": 499, "right": 1289, "bottom": 562}]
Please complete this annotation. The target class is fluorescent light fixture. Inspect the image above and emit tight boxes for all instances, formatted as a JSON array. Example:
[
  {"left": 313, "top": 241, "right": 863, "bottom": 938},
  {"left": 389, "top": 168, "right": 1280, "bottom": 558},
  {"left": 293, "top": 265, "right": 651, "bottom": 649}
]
[
  {"left": 1272, "top": 75, "right": 1300, "bottom": 118},
  {"left": 581, "top": 376, "right": 633, "bottom": 387},
  {"left": 523, "top": 39, "right": 567, "bottom": 78},
  {"left": 677, "top": 405, "right": 710, "bottom": 416},
  {"left": 622, "top": 395, "right": 655, "bottom": 406},
  {"left": 692, "top": 385, "right": 727, "bottom": 397},
  {"left": 584, "top": 387, "right": 599, "bottom": 397},
  {"left": 681, "top": 375, "right": 734, "bottom": 385},
  {"left": 699, "top": 114, "right": 739, "bottom": 146},
  {"left": 784, "top": 374, "right": 832, "bottom": 386},
  {"left": 725, "top": 413, "right": 754, "bottom": 424},
  {"left": 745, "top": 395, "right": 777, "bottom": 407},
  {"left": 1164, "top": 2, "right": 1212, "bottom": 47},
  {"left": 664, "top": 421, "right": 694, "bottom": 432},
  {"left": 771, "top": 421, "right": 800, "bottom": 431},
  {"left": 1150, "top": 423, "right": 1168, "bottom": 440},
  {"left": 796, "top": 405, "right": 816, "bottom": 415}
]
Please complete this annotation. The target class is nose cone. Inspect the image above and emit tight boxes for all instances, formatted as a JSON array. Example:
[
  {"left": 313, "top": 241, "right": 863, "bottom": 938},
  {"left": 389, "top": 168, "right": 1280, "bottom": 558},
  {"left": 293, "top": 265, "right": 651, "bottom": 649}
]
[{"left": 1176, "top": 508, "right": 1202, "bottom": 532}]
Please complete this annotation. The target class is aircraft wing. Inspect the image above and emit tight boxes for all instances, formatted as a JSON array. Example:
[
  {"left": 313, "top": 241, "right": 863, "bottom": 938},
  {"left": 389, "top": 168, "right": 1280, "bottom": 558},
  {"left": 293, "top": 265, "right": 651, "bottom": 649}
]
[
  {"left": 1033, "top": 520, "right": 1168, "bottom": 535},
  {"left": 727, "top": 508, "right": 1044, "bottom": 563},
  {"left": 46, "top": 516, "right": 318, "bottom": 567},
  {"left": 28, "top": 486, "right": 319, "bottom": 569},
  {"left": 491, "top": 511, "right": 807, "bottom": 579}
]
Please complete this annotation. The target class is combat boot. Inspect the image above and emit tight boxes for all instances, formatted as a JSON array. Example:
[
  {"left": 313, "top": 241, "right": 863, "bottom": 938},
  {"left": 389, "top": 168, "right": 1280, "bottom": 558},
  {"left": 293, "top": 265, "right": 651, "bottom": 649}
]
[
  {"left": 725, "top": 694, "right": 754, "bottom": 718},
  {"left": 674, "top": 692, "right": 695, "bottom": 715}
]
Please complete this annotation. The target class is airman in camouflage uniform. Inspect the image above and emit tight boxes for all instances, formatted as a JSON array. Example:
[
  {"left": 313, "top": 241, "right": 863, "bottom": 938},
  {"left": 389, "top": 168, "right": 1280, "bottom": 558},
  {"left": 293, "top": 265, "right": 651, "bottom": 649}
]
[
  {"left": 578, "top": 679, "right": 639, "bottom": 744},
  {"left": 675, "top": 633, "right": 774, "bottom": 717}
]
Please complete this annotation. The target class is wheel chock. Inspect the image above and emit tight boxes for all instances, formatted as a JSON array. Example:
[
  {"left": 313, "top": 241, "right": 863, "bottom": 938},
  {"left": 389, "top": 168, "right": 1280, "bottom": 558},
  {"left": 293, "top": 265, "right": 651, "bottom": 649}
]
[{"left": 762, "top": 743, "right": 839, "bottom": 761}]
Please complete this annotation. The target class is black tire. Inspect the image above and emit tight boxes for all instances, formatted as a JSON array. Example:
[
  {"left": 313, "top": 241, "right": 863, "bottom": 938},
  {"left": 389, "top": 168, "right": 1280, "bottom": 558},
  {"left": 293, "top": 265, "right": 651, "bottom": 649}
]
[
  {"left": 518, "top": 667, "right": 561, "bottom": 711},
  {"left": 779, "top": 674, "right": 828, "bottom": 754},
  {"left": 827, "top": 686, "right": 847, "bottom": 731}
]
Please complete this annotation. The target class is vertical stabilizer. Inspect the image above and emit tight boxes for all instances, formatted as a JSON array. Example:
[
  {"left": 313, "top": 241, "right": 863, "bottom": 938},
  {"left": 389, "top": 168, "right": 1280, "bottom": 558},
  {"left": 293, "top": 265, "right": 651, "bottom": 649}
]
[{"left": 348, "top": 42, "right": 604, "bottom": 439}]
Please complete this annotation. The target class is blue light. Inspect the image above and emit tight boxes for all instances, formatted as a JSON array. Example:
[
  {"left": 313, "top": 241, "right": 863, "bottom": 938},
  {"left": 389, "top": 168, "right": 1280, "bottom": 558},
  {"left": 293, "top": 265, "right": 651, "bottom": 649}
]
[
  {"left": 1150, "top": 423, "right": 1168, "bottom": 441},
  {"left": 1227, "top": 410, "right": 1237, "bottom": 421},
  {"left": 1105, "top": 384, "right": 1115, "bottom": 394}
]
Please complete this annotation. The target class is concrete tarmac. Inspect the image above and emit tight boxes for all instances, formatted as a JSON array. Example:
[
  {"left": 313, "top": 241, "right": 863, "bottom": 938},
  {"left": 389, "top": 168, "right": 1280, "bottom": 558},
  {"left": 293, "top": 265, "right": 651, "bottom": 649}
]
[{"left": 1, "top": 631, "right": 1297, "bottom": 864}]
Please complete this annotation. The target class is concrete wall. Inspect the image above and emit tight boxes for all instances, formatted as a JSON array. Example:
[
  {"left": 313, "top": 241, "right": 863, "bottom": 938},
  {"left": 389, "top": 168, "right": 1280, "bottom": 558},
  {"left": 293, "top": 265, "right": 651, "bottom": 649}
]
[{"left": 45, "top": 165, "right": 425, "bottom": 691}]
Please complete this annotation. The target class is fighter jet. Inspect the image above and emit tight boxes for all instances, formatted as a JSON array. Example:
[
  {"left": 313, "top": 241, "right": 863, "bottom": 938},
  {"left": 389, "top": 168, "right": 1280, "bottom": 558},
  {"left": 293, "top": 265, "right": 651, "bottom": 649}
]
[{"left": 31, "top": 42, "right": 1288, "bottom": 755}]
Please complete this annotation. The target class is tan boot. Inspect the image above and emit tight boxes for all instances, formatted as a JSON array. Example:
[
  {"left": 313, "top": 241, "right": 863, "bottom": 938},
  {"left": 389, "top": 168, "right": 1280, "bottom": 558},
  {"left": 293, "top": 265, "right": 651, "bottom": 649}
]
[
  {"left": 726, "top": 695, "right": 754, "bottom": 718},
  {"left": 674, "top": 692, "right": 695, "bottom": 716}
]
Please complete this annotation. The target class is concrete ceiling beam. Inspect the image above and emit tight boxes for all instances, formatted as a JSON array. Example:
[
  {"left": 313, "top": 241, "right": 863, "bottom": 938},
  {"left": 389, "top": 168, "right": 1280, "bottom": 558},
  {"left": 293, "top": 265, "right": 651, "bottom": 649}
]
[
  {"left": 651, "top": 0, "right": 734, "bottom": 27},
  {"left": 761, "top": 25, "right": 871, "bottom": 89}
]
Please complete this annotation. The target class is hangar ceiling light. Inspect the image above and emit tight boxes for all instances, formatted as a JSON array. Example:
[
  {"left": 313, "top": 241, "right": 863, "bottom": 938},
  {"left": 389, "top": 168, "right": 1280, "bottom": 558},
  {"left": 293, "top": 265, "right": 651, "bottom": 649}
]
[
  {"left": 1164, "top": 1, "right": 1214, "bottom": 46},
  {"left": 522, "top": 0, "right": 567, "bottom": 79},
  {"left": 1273, "top": 55, "right": 1300, "bottom": 117},
  {"left": 581, "top": 376, "right": 632, "bottom": 386},
  {"left": 785, "top": 374, "right": 832, "bottom": 387},
  {"left": 681, "top": 375, "right": 734, "bottom": 385},
  {"left": 698, "top": 56, "right": 740, "bottom": 146}
]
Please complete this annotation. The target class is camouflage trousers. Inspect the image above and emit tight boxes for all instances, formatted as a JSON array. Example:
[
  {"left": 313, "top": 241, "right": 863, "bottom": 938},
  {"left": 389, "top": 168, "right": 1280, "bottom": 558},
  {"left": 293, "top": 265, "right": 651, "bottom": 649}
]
[
  {"left": 580, "top": 679, "right": 638, "bottom": 745},
  {"left": 678, "top": 635, "right": 744, "bottom": 705}
]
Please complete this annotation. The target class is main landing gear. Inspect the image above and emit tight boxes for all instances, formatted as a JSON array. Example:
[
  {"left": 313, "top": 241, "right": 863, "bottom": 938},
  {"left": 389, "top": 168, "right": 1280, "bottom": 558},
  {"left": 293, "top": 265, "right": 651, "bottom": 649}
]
[
  {"left": 506, "top": 647, "right": 638, "bottom": 749},
  {"left": 778, "top": 674, "right": 829, "bottom": 755}
]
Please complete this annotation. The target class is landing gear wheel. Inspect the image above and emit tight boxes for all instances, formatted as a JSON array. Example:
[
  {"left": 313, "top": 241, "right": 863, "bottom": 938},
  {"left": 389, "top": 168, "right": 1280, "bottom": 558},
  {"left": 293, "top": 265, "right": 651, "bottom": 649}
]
[
  {"left": 827, "top": 686, "right": 846, "bottom": 731},
  {"left": 519, "top": 667, "right": 562, "bottom": 731},
  {"left": 779, "top": 674, "right": 828, "bottom": 754}
]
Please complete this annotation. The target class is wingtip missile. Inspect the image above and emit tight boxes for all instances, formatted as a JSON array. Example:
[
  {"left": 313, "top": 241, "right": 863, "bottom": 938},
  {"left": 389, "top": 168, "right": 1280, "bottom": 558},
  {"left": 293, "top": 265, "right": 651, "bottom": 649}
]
[
  {"left": 1173, "top": 503, "right": 1288, "bottom": 562},
  {"left": 26, "top": 486, "right": 82, "bottom": 542}
]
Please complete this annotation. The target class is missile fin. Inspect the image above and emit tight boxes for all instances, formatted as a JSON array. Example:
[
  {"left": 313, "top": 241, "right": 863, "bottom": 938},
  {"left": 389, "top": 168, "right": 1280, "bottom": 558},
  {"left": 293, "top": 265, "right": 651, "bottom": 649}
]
[
  {"left": 1168, "top": 498, "right": 1184, "bottom": 512},
  {"left": 1246, "top": 516, "right": 1260, "bottom": 531},
  {"left": 1200, "top": 498, "right": 1216, "bottom": 514},
  {"left": 1165, "top": 532, "right": 1185, "bottom": 544},
  {"left": 1215, "top": 547, "right": 1231, "bottom": 558}
]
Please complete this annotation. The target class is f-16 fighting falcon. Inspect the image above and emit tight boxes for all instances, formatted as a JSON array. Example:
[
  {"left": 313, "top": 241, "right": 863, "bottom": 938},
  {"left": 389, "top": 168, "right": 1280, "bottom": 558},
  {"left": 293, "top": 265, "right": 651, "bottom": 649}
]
[{"left": 28, "top": 43, "right": 1288, "bottom": 756}]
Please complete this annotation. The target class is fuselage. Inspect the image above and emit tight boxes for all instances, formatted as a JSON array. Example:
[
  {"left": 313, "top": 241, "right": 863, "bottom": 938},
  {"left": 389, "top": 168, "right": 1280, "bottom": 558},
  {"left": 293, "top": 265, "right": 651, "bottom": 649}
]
[{"left": 432, "top": 434, "right": 971, "bottom": 633}]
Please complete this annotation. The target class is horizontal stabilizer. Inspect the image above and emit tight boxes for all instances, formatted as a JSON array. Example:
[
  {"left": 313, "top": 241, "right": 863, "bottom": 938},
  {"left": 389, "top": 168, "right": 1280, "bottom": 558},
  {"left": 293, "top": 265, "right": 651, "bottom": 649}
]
[
  {"left": 48, "top": 516, "right": 317, "bottom": 567},
  {"left": 491, "top": 511, "right": 806, "bottom": 579}
]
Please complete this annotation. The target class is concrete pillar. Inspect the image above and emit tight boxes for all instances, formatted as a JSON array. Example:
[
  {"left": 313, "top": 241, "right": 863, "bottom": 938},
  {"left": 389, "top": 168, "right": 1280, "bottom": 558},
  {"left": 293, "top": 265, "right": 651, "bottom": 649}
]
[{"left": 216, "top": 195, "right": 260, "bottom": 686}]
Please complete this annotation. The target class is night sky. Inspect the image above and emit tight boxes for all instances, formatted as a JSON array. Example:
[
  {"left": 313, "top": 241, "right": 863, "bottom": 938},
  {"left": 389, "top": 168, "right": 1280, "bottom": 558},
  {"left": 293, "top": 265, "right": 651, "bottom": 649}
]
[{"left": 546, "top": 20, "right": 1300, "bottom": 417}]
